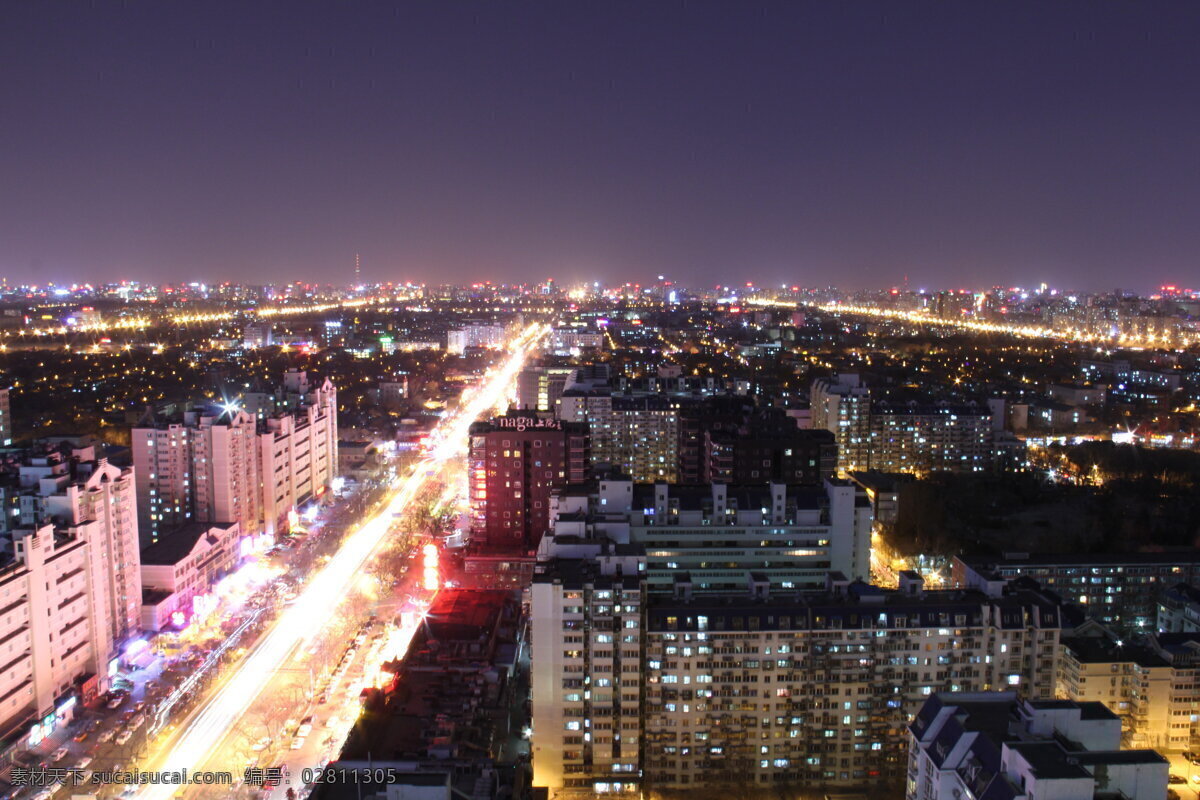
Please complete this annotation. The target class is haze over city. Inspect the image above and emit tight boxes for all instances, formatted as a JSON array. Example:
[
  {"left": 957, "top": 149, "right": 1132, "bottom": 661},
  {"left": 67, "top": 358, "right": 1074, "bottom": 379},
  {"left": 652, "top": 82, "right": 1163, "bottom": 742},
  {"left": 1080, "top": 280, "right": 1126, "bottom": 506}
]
[
  {"left": 3, "top": 5, "right": 1200, "bottom": 800},
  {"left": 3, "top": 1, "right": 1200, "bottom": 290}
]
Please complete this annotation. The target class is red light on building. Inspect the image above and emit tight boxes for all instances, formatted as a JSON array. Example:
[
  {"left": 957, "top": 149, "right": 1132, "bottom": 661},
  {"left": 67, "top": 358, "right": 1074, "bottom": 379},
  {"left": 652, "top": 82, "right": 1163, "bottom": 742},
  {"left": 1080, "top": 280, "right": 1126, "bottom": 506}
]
[{"left": 423, "top": 543, "right": 440, "bottom": 592}]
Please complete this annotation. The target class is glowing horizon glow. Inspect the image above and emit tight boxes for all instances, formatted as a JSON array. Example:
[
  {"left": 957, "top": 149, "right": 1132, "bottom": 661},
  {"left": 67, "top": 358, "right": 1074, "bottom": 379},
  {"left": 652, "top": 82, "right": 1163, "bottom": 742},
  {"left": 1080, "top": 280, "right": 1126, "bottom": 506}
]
[{"left": 136, "top": 323, "right": 546, "bottom": 800}]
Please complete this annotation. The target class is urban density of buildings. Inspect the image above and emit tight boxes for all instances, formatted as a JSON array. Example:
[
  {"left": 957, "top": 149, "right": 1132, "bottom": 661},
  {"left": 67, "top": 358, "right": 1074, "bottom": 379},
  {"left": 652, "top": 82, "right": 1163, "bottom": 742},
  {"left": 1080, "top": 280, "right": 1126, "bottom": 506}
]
[
  {"left": 8, "top": 4, "right": 1200, "bottom": 798},
  {"left": 0, "top": 280, "right": 1195, "bottom": 800}
]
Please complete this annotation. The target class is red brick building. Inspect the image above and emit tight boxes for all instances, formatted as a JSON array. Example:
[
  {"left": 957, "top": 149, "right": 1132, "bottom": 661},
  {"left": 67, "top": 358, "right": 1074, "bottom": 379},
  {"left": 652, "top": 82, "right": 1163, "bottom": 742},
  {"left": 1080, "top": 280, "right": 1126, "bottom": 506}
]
[{"left": 468, "top": 412, "right": 589, "bottom": 551}]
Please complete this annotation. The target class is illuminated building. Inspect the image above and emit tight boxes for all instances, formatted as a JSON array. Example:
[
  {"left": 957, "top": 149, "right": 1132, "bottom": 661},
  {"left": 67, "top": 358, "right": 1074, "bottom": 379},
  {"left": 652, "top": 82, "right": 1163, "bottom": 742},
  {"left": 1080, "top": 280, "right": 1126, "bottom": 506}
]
[
  {"left": 139, "top": 521, "right": 239, "bottom": 632},
  {"left": 539, "top": 476, "right": 872, "bottom": 593},
  {"left": 811, "top": 375, "right": 994, "bottom": 475},
  {"left": 0, "top": 521, "right": 119, "bottom": 744},
  {"left": 517, "top": 364, "right": 577, "bottom": 412},
  {"left": 955, "top": 552, "right": 1200, "bottom": 634},
  {"left": 467, "top": 411, "right": 590, "bottom": 551},
  {"left": 557, "top": 394, "right": 680, "bottom": 482},
  {"left": 242, "top": 322, "right": 273, "bottom": 349},
  {"left": 0, "top": 387, "right": 10, "bottom": 447},
  {"left": 191, "top": 409, "right": 261, "bottom": 546},
  {"left": 132, "top": 422, "right": 193, "bottom": 545},
  {"left": 256, "top": 374, "right": 338, "bottom": 537},
  {"left": 532, "top": 568, "right": 1067, "bottom": 795},
  {"left": 2, "top": 444, "right": 144, "bottom": 645},
  {"left": 1057, "top": 631, "right": 1200, "bottom": 752},
  {"left": 134, "top": 370, "right": 338, "bottom": 543},
  {"left": 447, "top": 323, "right": 507, "bottom": 354},
  {"left": 907, "top": 693, "right": 1166, "bottom": 800},
  {"left": 549, "top": 327, "right": 604, "bottom": 354}
]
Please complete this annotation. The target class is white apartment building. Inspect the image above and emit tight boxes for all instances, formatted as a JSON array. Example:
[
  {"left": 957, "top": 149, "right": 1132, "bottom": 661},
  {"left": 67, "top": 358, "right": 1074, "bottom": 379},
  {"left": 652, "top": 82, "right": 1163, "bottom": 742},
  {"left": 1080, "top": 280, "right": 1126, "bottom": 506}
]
[
  {"left": 132, "top": 423, "right": 193, "bottom": 545},
  {"left": 532, "top": 556, "right": 1066, "bottom": 795},
  {"left": 549, "top": 328, "right": 605, "bottom": 355},
  {"left": 0, "top": 523, "right": 115, "bottom": 745},
  {"left": 908, "top": 693, "right": 1166, "bottom": 800},
  {"left": 1057, "top": 632, "right": 1200, "bottom": 752},
  {"left": 447, "top": 323, "right": 507, "bottom": 354},
  {"left": 539, "top": 477, "right": 872, "bottom": 592},
  {"left": 191, "top": 410, "right": 261, "bottom": 541},
  {"left": 1, "top": 447, "right": 142, "bottom": 646},
  {"left": 133, "top": 372, "right": 337, "bottom": 543},
  {"left": 259, "top": 394, "right": 338, "bottom": 537}
]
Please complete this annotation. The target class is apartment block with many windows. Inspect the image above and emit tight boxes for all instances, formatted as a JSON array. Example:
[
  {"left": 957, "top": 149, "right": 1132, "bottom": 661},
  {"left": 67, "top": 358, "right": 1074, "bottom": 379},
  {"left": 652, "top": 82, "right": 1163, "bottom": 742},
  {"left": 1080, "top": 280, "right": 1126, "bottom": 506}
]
[{"left": 531, "top": 560, "right": 1067, "bottom": 797}]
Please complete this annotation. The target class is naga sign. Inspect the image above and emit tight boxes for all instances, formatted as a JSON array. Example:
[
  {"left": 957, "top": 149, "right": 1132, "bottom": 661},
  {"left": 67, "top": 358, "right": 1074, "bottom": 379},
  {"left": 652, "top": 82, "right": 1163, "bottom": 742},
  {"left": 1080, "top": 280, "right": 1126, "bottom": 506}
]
[{"left": 495, "top": 416, "right": 562, "bottom": 432}]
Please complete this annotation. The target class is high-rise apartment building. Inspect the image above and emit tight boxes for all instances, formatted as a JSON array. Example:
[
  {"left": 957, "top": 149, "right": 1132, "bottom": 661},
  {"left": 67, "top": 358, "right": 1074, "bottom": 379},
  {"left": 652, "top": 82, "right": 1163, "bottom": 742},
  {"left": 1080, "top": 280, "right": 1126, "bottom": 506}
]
[
  {"left": 468, "top": 411, "right": 590, "bottom": 551},
  {"left": 0, "top": 522, "right": 119, "bottom": 745},
  {"left": 532, "top": 569, "right": 1067, "bottom": 796},
  {"left": 811, "top": 374, "right": 994, "bottom": 475},
  {"left": 955, "top": 551, "right": 1200, "bottom": 633},
  {"left": 539, "top": 477, "right": 872, "bottom": 592},
  {"left": 132, "top": 423, "right": 193, "bottom": 544},
  {"left": 517, "top": 364, "right": 578, "bottom": 412},
  {"left": 191, "top": 410, "right": 262, "bottom": 542},
  {"left": 557, "top": 394, "right": 679, "bottom": 482},
  {"left": 1, "top": 445, "right": 144, "bottom": 645},
  {"left": 133, "top": 371, "right": 338, "bottom": 544}
]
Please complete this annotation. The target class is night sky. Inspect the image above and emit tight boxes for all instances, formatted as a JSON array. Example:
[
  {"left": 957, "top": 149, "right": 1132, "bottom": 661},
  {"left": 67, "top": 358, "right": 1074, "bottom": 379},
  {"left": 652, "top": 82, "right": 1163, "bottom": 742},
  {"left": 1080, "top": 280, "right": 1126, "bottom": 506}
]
[{"left": 2, "top": 1, "right": 1199, "bottom": 290}]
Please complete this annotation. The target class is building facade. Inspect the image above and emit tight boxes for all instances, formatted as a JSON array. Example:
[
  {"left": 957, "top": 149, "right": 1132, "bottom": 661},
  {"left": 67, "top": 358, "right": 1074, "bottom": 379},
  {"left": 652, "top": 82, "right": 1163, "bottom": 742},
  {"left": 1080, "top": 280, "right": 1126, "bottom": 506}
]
[
  {"left": 557, "top": 394, "right": 680, "bottom": 483},
  {"left": 467, "top": 412, "right": 590, "bottom": 551},
  {"left": 532, "top": 570, "right": 1068, "bottom": 796},
  {"left": 133, "top": 371, "right": 338, "bottom": 544},
  {"left": 955, "top": 552, "right": 1200, "bottom": 633},
  {"left": 1, "top": 446, "right": 142, "bottom": 646},
  {"left": 1057, "top": 632, "right": 1200, "bottom": 753},
  {"left": 140, "top": 522, "right": 239, "bottom": 631},
  {"left": 540, "top": 477, "right": 873, "bottom": 593},
  {"left": 811, "top": 375, "right": 994, "bottom": 475},
  {"left": 0, "top": 523, "right": 116, "bottom": 745}
]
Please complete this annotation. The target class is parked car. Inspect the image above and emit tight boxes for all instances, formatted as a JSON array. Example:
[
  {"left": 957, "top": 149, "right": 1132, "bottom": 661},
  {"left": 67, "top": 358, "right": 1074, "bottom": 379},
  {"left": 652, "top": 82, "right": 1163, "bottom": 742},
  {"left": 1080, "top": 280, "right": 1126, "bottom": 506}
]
[
  {"left": 51, "top": 747, "right": 69, "bottom": 762},
  {"left": 107, "top": 698, "right": 123, "bottom": 710},
  {"left": 98, "top": 729, "right": 115, "bottom": 743},
  {"left": 76, "top": 756, "right": 93, "bottom": 770},
  {"left": 115, "top": 730, "right": 133, "bottom": 745}
]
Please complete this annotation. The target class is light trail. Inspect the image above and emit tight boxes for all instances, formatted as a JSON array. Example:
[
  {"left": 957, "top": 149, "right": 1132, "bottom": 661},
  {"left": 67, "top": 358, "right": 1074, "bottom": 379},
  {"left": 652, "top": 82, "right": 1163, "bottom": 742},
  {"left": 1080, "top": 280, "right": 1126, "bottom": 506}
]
[{"left": 136, "top": 323, "right": 546, "bottom": 800}]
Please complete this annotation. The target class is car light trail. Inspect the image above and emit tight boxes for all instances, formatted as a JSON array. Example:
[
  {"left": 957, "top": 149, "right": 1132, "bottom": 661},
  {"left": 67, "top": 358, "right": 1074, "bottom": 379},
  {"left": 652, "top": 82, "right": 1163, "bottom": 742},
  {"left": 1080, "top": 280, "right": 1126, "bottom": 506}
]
[{"left": 137, "top": 323, "right": 545, "bottom": 800}]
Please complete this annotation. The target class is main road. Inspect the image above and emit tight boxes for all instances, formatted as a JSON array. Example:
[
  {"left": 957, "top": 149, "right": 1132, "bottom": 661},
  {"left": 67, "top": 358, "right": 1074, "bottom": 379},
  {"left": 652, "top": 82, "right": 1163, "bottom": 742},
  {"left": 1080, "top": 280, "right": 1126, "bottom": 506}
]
[{"left": 136, "top": 323, "right": 547, "bottom": 800}]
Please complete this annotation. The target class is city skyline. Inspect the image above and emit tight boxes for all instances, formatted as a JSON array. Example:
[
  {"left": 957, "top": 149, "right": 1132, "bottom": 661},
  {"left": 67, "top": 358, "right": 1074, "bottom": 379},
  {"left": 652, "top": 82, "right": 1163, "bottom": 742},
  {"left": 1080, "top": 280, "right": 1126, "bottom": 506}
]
[{"left": 3, "top": 1, "right": 1200, "bottom": 290}]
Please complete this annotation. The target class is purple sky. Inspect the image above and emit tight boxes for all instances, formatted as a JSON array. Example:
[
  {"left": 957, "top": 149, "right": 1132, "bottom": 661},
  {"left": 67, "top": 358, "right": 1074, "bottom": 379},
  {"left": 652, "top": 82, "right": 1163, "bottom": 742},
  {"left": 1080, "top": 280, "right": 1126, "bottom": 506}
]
[{"left": 2, "top": 1, "right": 1199, "bottom": 291}]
